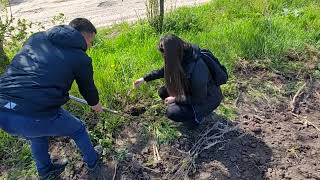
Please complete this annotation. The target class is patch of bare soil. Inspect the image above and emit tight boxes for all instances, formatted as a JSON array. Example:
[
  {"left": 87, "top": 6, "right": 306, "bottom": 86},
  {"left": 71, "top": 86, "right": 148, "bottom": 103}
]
[{"left": 231, "top": 48, "right": 320, "bottom": 179}]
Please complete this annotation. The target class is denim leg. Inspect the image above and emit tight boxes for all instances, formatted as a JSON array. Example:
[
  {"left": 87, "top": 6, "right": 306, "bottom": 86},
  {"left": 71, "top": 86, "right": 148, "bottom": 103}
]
[
  {"left": 47, "top": 109, "right": 98, "bottom": 167},
  {"left": 66, "top": 115, "right": 98, "bottom": 167},
  {"left": 29, "top": 137, "right": 51, "bottom": 176},
  {"left": 0, "top": 108, "right": 98, "bottom": 172}
]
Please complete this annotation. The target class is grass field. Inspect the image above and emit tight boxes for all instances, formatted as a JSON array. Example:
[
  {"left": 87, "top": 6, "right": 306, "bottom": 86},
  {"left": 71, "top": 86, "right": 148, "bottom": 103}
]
[{"left": 1, "top": 0, "right": 320, "bottom": 178}]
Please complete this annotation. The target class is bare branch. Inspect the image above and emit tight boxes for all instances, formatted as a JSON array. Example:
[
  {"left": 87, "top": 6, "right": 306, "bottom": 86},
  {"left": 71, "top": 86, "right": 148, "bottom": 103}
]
[
  {"left": 168, "top": 121, "right": 240, "bottom": 179},
  {"left": 290, "top": 82, "right": 307, "bottom": 113}
]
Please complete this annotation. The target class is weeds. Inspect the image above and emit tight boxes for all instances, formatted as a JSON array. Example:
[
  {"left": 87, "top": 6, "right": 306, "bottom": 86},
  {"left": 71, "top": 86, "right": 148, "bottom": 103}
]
[{"left": 148, "top": 118, "right": 181, "bottom": 145}]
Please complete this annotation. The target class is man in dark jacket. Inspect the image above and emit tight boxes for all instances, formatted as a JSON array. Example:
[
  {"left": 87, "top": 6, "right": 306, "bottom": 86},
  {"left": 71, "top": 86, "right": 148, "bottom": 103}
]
[{"left": 0, "top": 18, "right": 105, "bottom": 179}]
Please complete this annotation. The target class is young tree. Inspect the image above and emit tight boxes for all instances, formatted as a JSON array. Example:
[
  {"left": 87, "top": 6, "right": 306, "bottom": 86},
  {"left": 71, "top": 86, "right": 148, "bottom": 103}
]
[
  {"left": 0, "top": 0, "right": 10, "bottom": 66},
  {"left": 0, "top": 0, "right": 33, "bottom": 72},
  {"left": 146, "top": 0, "right": 164, "bottom": 33}
]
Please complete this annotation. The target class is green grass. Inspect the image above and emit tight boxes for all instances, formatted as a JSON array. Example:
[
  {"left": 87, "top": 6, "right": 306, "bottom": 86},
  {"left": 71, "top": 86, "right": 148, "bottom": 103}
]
[
  {"left": 1, "top": 0, "right": 320, "bottom": 178},
  {"left": 0, "top": 131, "right": 36, "bottom": 179}
]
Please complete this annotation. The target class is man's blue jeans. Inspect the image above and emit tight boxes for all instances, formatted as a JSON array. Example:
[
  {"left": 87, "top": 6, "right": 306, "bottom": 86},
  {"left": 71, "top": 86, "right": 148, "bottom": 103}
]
[{"left": 0, "top": 108, "right": 98, "bottom": 176}]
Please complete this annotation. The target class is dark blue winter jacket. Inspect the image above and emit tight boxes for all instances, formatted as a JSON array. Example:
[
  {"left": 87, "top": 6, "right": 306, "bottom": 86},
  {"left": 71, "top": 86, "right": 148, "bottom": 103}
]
[{"left": 0, "top": 25, "right": 99, "bottom": 118}]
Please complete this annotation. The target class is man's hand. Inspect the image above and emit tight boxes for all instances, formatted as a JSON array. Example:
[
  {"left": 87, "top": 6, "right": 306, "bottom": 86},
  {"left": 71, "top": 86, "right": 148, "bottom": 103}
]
[
  {"left": 165, "top": 96, "right": 176, "bottom": 105},
  {"left": 133, "top": 78, "right": 145, "bottom": 88},
  {"left": 91, "top": 102, "right": 103, "bottom": 113}
]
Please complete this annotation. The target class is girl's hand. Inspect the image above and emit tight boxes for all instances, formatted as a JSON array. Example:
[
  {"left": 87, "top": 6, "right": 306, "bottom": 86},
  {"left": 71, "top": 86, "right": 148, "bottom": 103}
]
[
  {"left": 165, "top": 96, "right": 176, "bottom": 104},
  {"left": 91, "top": 102, "right": 103, "bottom": 113},
  {"left": 133, "top": 78, "right": 145, "bottom": 88}
]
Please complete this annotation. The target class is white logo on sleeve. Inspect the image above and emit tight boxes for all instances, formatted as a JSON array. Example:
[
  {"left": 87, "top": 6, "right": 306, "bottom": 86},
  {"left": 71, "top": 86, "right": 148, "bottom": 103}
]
[{"left": 4, "top": 102, "right": 17, "bottom": 110}]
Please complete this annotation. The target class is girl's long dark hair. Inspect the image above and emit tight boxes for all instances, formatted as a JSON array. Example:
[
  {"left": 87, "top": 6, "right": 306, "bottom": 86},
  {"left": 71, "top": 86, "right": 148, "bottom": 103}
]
[{"left": 158, "top": 34, "right": 191, "bottom": 102}]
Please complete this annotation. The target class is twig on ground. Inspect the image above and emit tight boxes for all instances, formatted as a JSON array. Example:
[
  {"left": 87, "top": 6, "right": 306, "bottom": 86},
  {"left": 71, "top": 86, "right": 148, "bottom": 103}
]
[
  {"left": 153, "top": 143, "right": 157, "bottom": 162},
  {"left": 175, "top": 148, "right": 188, "bottom": 155},
  {"left": 155, "top": 144, "right": 161, "bottom": 161},
  {"left": 142, "top": 165, "right": 161, "bottom": 173},
  {"left": 112, "top": 162, "right": 118, "bottom": 180},
  {"left": 290, "top": 82, "right": 307, "bottom": 112},
  {"left": 152, "top": 143, "right": 161, "bottom": 161},
  {"left": 291, "top": 112, "right": 300, "bottom": 118},
  {"left": 169, "top": 155, "right": 182, "bottom": 159},
  {"left": 234, "top": 87, "right": 243, "bottom": 107},
  {"left": 203, "top": 140, "right": 227, "bottom": 150},
  {"left": 304, "top": 119, "right": 320, "bottom": 132},
  {"left": 236, "top": 132, "right": 247, "bottom": 140},
  {"left": 291, "top": 112, "right": 320, "bottom": 132},
  {"left": 253, "top": 115, "right": 265, "bottom": 122}
]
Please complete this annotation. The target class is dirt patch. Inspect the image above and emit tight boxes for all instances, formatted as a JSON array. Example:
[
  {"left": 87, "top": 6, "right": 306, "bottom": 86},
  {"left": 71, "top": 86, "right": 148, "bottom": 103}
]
[
  {"left": 233, "top": 54, "right": 320, "bottom": 179},
  {"left": 194, "top": 124, "right": 272, "bottom": 179},
  {"left": 124, "top": 105, "right": 147, "bottom": 117},
  {"left": 107, "top": 115, "right": 272, "bottom": 180}
]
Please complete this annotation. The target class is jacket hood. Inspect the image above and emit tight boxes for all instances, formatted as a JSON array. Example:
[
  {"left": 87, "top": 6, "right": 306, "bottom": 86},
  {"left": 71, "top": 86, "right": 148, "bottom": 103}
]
[
  {"left": 46, "top": 25, "right": 87, "bottom": 51},
  {"left": 183, "top": 44, "right": 200, "bottom": 64}
]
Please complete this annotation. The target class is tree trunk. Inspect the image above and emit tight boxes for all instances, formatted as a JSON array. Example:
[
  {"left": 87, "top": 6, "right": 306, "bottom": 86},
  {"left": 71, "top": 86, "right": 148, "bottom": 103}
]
[
  {"left": 0, "top": 38, "right": 9, "bottom": 72},
  {"left": 159, "top": 0, "right": 164, "bottom": 33}
]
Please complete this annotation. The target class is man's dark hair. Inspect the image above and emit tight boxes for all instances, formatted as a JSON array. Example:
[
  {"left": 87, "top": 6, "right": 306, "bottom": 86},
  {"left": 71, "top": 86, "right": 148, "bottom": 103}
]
[{"left": 69, "top": 18, "right": 97, "bottom": 34}]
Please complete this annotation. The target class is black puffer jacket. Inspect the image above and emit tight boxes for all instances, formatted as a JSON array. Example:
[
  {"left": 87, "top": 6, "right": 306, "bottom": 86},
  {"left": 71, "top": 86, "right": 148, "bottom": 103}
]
[{"left": 143, "top": 45, "right": 223, "bottom": 119}]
